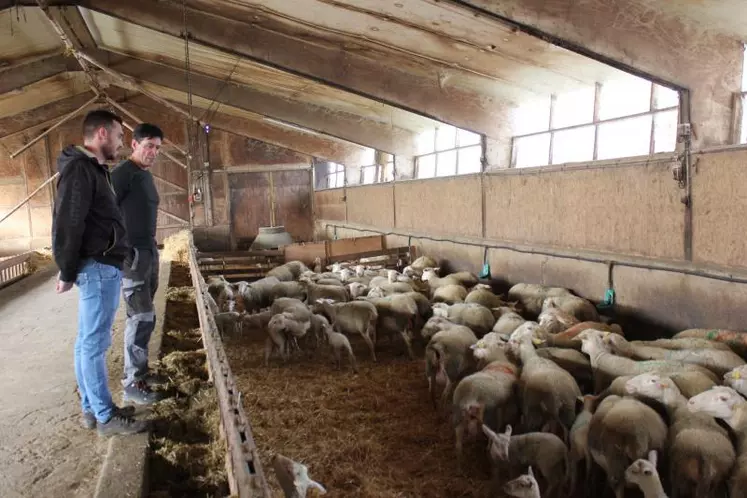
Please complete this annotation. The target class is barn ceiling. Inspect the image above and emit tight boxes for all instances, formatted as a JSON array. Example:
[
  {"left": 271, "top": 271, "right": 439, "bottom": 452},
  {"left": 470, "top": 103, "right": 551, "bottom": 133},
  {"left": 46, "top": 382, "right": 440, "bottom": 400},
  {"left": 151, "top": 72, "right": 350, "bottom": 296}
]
[{"left": 0, "top": 0, "right": 745, "bottom": 156}]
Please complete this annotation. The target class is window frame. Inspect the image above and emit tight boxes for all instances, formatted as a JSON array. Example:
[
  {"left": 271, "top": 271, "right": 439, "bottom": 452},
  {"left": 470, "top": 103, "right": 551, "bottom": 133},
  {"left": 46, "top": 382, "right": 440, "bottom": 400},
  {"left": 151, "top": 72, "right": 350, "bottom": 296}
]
[
  {"left": 320, "top": 161, "right": 345, "bottom": 189},
  {"left": 415, "top": 126, "right": 483, "bottom": 178},
  {"left": 511, "top": 82, "right": 680, "bottom": 168}
]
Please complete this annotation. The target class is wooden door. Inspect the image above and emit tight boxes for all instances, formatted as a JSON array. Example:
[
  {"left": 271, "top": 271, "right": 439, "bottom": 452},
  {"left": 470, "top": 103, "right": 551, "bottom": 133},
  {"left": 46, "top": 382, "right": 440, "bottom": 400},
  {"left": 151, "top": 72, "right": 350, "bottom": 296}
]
[
  {"left": 229, "top": 172, "right": 271, "bottom": 248},
  {"left": 272, "top": 170, "right": 313, "bottom": 242}
]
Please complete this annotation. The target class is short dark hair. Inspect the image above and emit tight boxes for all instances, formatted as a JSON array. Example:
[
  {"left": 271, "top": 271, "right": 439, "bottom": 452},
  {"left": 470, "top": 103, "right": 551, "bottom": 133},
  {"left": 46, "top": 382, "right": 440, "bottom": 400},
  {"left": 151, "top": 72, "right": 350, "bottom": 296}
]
[
  {"left": 82, "top": 109, "right": 123, "bottom": 139},
  {"left": 133, "top": 123, "right": 164, "bottom": 142}
]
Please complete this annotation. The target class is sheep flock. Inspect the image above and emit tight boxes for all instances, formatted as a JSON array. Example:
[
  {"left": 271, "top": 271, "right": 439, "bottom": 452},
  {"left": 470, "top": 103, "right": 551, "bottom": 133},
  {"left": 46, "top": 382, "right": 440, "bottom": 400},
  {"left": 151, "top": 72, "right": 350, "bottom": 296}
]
[{"left": 203, "top": 254, "right": 747, "bottom": 498}]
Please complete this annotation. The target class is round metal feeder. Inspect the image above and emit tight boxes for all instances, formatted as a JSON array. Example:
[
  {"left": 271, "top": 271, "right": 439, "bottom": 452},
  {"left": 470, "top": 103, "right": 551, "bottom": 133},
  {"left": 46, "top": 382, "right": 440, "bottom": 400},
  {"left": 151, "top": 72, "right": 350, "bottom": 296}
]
[{"left": 250, "top": 226, "right": 293, "bottom": 250}]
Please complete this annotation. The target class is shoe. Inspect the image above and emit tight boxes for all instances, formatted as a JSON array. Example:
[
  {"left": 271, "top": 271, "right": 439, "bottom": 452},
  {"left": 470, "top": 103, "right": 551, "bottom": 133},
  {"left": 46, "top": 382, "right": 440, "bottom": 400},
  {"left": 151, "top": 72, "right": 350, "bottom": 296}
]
[
  {"left": 81, "top": 405, "right": 136, "bottom": 430},
  {"left": 123, "top": 380, "right": 163, "bottom": 405},
  {"left": 97, "top": 412, "right": 148, "bottom": 437},
  {"left": 140, "top": 371, "right": 165, "bottom": 387}
]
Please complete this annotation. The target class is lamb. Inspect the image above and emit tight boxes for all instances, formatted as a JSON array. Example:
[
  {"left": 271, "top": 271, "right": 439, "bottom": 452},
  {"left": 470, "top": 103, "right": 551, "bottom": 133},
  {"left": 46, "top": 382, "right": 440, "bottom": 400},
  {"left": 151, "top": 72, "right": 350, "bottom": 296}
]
[
  {"left": 431, "top": 284, "right": 468, "bottom": 304},
  {"left": 303, "top": 282, "right": 350, "bottom": 304},
  {"left": 422, "top": 268, "right": 478, "bottom": 290},
  {"left": 625, "top": 373, "right": 736, "bottom": 498},
  {"left": 207, "top": 278, "right": 235, "bottom": 312},
  {"left": 470, "top": 332, "right": 511, "bottom": 368},
  {"left": 568, "top": 394, "right": 596, "bottom": 497},
  {"left": 599, "top": 370, "right": 717, "bottom": 401},
  {"left": 506, "top": 330, "right": 581, "bottom": 441},
  {"left": 237, "top": 276, "right": 281, "bottom": 313},
  {"left": 421, "top": 316, "right": 458, "bottom": 341},
  {"left": 542, "top": 295, "right": 600, "bottom": 322},
  {"left": 425, "top": 325, "right": 478, "bottom": 408},
  {"left": 451, "top": 354, "right": 519, "bottom": 467},
  {"left": 503, "top": 467, "right": 541, "bottom": 498},
  {"left": 314, "top": 299, "right": 378, "bottom": 361},
  {"left": 624, "top": 451, "right": 667, "bottom": 498},
  {"left": 283, "top": 260, "right": 311, "bottom": 279},
  {"left": 270, "top": 281, "right": 307, "bottom": 303},
  {"left": 555, "top": 321, "right": 624, "bottom": 339},
  {"left": 214, "top": 311, "right": 242, "bottom": 337},
  {"left": 606, "top": 333, "right": 745, "bottom": 377},
  {"left": 578, "top": 330, "right": 718, "bottom": 393},
  {"left": 507, "top": 283, "right": 572, "bottom": 317},
  {"left": 492, "top": 307, "right": 526, "bottom": 336},
  {"left": 271, "top": 453, "right": 326, "bottom": 498},
  {"left": 318, "top": 315, "right": 357, "bottom": 373},
  {"left": 586, "top": 394, "right": 667, "bottom": 498},
  {"left": 363, "top": 293, "right": 419, "bottom": 358},
  {"left": 482, "top": 424, "right": 568, "bottom": 498},
  {"left": 687, "top": 386, "right": 747, "bottom": 498},
  {"left": 366, "top": 282, "right": 413, "bottom": 297},
  {"left": 465, "top": 284, "right": 505, "bottom": 309},
  {"left": 346, "top": 282, "right": 368, "bottom": 299},
  {"left": 535, "top": 347, "right": 593, "bottom": 393},
  {"left": 432, "top": 302, "right": 495, "bottom": 338},
  {"left": 264, "top": 311, "right": 311, "bottom": 365},
  {"left": 537, "top": 300, "right": 579, "bottom": 335},
  {"left": 724, "top": 364, "right": 747, "bottom": 397}
]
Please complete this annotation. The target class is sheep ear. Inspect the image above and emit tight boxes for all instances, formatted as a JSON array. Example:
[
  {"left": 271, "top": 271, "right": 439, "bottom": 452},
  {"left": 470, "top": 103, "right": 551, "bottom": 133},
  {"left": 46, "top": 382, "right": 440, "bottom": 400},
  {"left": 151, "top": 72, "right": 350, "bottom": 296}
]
[
  {"left": 504, "top": 424, "right": 513, "bottom": 436},
  {"left": 648, "top": 450, "right": 657, "bottom": 467},
  {"left": 527, "top": 466, "right": 534, "bottom": 478},
  {"left": 481, "top": 424, "right": 498, "bottom": 440}
]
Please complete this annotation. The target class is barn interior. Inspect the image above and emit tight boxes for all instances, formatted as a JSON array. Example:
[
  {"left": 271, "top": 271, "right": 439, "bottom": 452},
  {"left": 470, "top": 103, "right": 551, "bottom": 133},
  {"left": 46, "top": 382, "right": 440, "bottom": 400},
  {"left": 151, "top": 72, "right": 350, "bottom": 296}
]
[{"left": 2, "top": 1, "right": 747, "bottom": 497}]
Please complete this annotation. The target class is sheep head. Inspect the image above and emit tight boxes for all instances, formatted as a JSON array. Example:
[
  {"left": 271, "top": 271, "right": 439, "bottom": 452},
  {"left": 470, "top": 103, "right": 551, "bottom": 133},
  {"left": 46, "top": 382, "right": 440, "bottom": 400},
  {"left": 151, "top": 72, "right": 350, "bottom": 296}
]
[
  {"left": 625, "top": 373, "right": 681, "bottom": 404},
  {"left": 687, "top": 386, "right": 746, "bottom": 424},
  {"left": 577, "top": 329, "right": 610, "bottom": 357},
  {"left": 503, "top": 467, "right": 540, "bottom": 498},
  {"left": 421, "top": 267, "right": 440, "bottom": 282},
  {"left": 724, "top": 365, "right": 747, "bottom": 397},
  {"left": 624, "top": 451, "right": 660, "bottom": 494},
  {"left": 432, "top": 302, "right": 449, "bottom": 318},
  {"left": 482, "top": 424, "right": 511, "bottom": 462}
]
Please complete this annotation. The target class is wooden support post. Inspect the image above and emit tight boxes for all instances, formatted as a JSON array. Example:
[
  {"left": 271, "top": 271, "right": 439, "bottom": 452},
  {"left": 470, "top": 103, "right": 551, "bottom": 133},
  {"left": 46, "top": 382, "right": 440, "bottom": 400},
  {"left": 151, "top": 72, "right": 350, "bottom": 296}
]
[{"left": 0, "top": 173, "right": 60, "bottom": 226}]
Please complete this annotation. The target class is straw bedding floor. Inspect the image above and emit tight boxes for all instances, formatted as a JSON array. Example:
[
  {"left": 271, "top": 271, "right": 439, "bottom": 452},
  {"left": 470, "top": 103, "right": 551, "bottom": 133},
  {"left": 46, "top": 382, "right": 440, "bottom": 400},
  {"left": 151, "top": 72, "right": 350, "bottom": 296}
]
[{"left": 226, "top": 330, "right": 496, "bottom": 498}]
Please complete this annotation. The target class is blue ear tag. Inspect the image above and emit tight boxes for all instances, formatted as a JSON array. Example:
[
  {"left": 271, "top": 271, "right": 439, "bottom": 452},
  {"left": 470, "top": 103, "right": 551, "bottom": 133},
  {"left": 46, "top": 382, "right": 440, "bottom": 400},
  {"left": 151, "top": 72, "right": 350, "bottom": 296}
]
[
  {"left": 596, "top": 288, "right": 615, "bottom": 311},
  {"left": 479, "top": 262, "right": 491, "bottom": 279}
]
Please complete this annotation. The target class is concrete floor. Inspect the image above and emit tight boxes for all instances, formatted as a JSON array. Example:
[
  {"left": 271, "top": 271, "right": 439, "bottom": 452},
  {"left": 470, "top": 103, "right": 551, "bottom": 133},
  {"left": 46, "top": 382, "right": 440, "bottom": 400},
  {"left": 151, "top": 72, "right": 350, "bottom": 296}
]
[{"left": 0, "top": 264, "right": 127, "bottom": 497}]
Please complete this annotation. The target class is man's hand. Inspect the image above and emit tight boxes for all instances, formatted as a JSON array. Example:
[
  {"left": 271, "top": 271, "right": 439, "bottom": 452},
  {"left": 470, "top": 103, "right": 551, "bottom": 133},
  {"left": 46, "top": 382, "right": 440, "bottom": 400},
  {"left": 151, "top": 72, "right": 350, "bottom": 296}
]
[{"left": 56, "top": 278, "right": 74, "bottom": 294}]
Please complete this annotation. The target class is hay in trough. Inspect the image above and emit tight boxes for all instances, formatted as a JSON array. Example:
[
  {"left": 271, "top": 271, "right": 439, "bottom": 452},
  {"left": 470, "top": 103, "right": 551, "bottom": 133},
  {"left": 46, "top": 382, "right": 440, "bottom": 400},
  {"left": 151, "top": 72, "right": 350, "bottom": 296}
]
[
  {"left": 26, "top": 248, "right": 53, "bottom": 272},
  {"left": 227, "top": 332, "right": 493, "bottom": 498},
  {"left": 162, "top": 229, "right": 191, "bottom": 264},
  {"left": 165, "top": 286, "right": 196, "bottom": 302}
]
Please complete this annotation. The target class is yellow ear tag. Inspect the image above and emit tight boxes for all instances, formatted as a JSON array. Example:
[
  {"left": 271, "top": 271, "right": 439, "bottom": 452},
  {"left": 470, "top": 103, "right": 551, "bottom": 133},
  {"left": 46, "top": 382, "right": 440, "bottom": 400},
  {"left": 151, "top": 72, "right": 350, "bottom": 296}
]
[
  {"left": 734, "top": 371, "right": 742, "bottom": 380},
  {"left": 531, "top": 338, "right": 543, "bottom": 346}
]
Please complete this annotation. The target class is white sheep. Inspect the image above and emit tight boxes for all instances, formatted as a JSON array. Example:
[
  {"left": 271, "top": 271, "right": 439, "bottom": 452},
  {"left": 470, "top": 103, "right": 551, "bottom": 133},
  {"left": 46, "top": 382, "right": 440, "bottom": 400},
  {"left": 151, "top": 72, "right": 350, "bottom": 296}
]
[
  {"left": 271, "top": 453, "right": 326, "bottom": 498},
  {"left": 264, "top": 311, "right": 310, "bottom": 365},
  {"left": 320, "top": 318, "right": 357, "bottom": 373},
  {"left": 624, "top": 451, "right": 667, "bottom": 498},
  {"left": 502, "top": 466, "right": 541, "bottom": 498}
]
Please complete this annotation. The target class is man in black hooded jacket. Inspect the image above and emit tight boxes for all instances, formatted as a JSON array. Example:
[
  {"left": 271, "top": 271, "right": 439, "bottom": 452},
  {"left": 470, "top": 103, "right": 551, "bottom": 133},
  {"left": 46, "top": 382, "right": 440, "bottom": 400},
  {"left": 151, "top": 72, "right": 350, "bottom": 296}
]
[{"left": 52, "top": 109, "right": 147, "bottom": 437}]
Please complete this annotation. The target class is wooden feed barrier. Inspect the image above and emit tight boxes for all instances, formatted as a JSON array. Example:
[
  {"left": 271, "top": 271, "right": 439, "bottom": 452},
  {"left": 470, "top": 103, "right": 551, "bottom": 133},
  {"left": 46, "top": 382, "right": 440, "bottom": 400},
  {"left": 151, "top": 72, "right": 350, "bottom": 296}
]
[
  {"left": 0, "top": 252, "right": 34, "bottom": 289},
  {"left": 186, "top": 233, "right": 270, "bottom": 497}
]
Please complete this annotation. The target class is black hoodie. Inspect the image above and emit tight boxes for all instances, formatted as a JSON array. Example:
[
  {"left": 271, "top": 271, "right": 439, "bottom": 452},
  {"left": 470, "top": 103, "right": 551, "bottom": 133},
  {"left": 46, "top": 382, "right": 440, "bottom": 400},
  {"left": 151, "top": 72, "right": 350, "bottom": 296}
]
[{"left": 52, "top": 145, "right": 129, "bottom": 282}]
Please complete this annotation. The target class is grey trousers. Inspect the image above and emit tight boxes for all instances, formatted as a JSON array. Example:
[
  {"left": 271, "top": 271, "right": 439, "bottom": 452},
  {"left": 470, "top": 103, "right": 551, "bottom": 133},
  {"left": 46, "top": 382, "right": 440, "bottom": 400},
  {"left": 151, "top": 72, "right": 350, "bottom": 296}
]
[{"left": 121, "top": 245, "right": 159, "bottom": 387}]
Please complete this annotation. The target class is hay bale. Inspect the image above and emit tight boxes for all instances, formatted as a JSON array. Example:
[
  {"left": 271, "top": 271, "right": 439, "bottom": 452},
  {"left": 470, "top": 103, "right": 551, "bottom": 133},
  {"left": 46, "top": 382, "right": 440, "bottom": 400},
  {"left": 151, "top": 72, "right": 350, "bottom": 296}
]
[
  {"left": 27, "top": 248, "right": 53, "bottom": 273},
  {"left": 162, "top": 229, "right": 191, "bottom": 264}
]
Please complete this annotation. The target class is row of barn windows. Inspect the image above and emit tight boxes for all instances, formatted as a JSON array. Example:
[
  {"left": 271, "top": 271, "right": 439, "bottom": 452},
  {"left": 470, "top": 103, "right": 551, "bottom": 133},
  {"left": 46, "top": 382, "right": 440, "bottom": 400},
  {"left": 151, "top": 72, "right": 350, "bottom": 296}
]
[{"left": 320, "top": 46, "right": 747, "bottom": 189}]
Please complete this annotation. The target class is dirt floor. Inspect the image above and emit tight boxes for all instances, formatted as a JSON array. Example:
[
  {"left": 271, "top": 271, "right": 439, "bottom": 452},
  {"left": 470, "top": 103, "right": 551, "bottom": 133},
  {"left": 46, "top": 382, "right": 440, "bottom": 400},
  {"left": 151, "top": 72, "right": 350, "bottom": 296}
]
[{"left": 226, "top": 329, "right": 496, "bottom": 498}]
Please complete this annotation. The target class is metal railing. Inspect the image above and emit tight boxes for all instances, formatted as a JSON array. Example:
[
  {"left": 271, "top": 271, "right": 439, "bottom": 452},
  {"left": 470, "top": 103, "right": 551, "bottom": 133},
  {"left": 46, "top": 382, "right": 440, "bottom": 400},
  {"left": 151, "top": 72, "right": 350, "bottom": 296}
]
[
  {"left": 0, "top": 252, "right": 33, "bottom": 289},
  {"left": 186, "top": 233, "right": 270, "bottom": 497}
]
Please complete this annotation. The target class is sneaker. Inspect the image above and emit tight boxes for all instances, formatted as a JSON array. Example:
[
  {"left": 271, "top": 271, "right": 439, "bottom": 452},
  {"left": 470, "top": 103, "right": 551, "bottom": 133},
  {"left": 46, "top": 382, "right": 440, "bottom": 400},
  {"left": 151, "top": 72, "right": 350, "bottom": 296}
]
[
  {"left": 97, "top": 413, "right": 148, "bottom": 437},
  {"left": 81, "top": 405, "right": 136, "bottom": 430},
  {"left": 123, "top": 380, "right": 163, "bottom": 405}
]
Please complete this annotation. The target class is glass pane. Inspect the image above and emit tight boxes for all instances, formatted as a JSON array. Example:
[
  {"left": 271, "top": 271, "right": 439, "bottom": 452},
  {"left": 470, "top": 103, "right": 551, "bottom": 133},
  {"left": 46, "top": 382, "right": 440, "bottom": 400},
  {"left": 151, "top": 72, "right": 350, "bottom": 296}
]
[
  {"left": 553, "top": 86, "right": 595, "bottom": 128},
  {"left": 742, "top": 94, "right": 747, "bottom": 144},
  {"left": 512, "top": 97, "right": 551, "bottom": 135},
  {"left": 362, "top": 166, "right": 376, "bottom": 184},
  {"left": 551, "top": 126, "right": 595, "bottom": 164},
  {"left": 457, "top": 145, "right": 482, "bottom": 174},
  {"left": 416, "top": 129, "right": 436, "bottom": 155},
  {"left": 360, "top": 148, "right": 376, "bottom": 166},
  {"left": 457, "top": 128, "right": 481, "bottom": 147},
  {"left": 513, "top": 133, "right": 551, "bottom": 168},
  {"left": 417, "top": 154, "right": 436, "bottom": 179},
  {"left": 653, "top": 109, "right": 678, "bottom": 153},
  {"left": 654, "top": 85, "right": 679, "bottom": 109},
  {"left": 436, "top": 125, "right": 457, "bottom": 151},
  {"left": 327, "top": 162, "right": 339, "bottom": 174},
  {"left": 383, "top": 161, "right": 394, "bottom": 182},
  {"left": 599, "top": 76, "right": 652, "bottom": 120},
  {"left": 436, "top": 149, "right": 457, "bottom": 176},
  {"left": 597, "top": 115, "right": 653, "bottom": 160},
  {"left": 743, "top": 44, "right": 747, "bottom": 91}
]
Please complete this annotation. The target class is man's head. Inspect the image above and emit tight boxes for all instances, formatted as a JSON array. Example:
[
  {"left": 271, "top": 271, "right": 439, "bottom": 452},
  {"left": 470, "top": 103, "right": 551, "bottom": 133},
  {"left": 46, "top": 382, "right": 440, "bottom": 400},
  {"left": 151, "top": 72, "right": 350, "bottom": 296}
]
[
  {"left": 82, "top": 109, "right": 124, "bottom": 162},
  {"left": 130, "top": 123, "right": 163, "bottom": 169}
]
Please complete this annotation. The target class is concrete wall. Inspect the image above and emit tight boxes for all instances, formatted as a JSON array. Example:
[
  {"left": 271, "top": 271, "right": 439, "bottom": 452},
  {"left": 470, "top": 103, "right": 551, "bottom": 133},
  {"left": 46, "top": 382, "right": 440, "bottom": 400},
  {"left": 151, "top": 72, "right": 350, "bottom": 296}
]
[{"left": 315, "top": 148, "right": 747, "bottom": 334}]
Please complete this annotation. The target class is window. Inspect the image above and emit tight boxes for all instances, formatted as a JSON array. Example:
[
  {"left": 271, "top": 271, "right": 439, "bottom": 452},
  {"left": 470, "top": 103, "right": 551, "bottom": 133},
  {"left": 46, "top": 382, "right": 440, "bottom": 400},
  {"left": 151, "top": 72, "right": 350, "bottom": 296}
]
[
  {"left": 359, "top": 149, "right": 394, "bottom": 185},
  {"left": 512, "top": 76, "right": 680, "bottom": 167},
  {"left": 415, "top": 125, "right": 483, "bottom": 178},
  {"left": 740, "top": 44, "right": 747, "bottom": 144},
  {"left": 326, "top": 162, "right": 345, "bottom": 188}
]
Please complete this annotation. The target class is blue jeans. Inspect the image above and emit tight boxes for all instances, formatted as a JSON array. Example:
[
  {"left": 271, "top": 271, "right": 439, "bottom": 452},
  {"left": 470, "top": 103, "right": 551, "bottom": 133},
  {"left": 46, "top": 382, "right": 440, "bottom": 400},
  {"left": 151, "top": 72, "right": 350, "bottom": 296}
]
[{"left": 74, "top": 259, "right": 121, "bottom": 423}]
